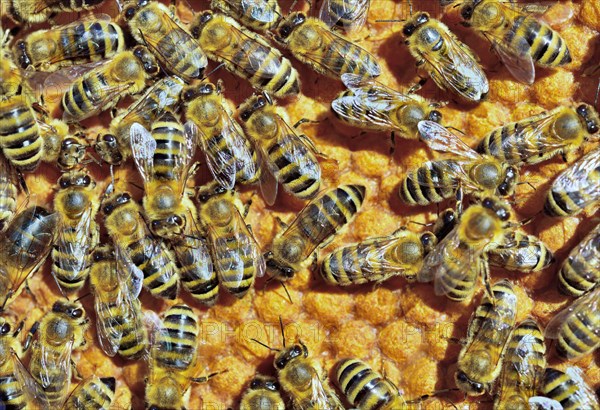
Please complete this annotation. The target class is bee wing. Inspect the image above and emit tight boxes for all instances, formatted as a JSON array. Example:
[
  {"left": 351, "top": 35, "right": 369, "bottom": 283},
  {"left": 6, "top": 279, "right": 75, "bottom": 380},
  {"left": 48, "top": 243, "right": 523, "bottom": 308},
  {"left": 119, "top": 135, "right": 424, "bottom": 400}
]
[
  {"left": 482, "top": 30, "right": 535, "bottom": 85},
  {"left": 238, "top": 0, "right": 279, "bottom": 23},
  {"left": 420, "top": 30, "right": 488, "bottom": 101},
  {"left": 528, "top": 397, "right": 564, "bottom": 410},
  {"left": 550, "top": 148, "right": 600, "bottom": 198},
  {"left": 562, "top": 366, "right": 599, "bottom": 406},
  {"left": 417, "top": 121, "right": 481, "bottom": 160},
  {"left": 319, "top": 0, "right": 369, "bottom": 32},
  {"left": 93, "top": 276, "right": 123, "bottom": 358},
  {"left": 38, "top": 337, "right": 74, "bottom": 390},
  {"left": 298, "top": 26, "right": 380, "bottom": 78},
  {"left": 568, "top": 223, "right": 600, "bottom": 282},
  {"left": 11, "top": 349, "right": 50, "bottom": 407},
  {"left": 136, "top": 13, "right": 206, "bottom": 79},
  {"left": 545, "top": 286, "right": 600, "bottom": 339},
  {"left": 305, "top": 370, "right": 344, "bottom": 410},
  {"left": 405, "top": 159, "right": 478, "bottom": 191},
  {"left": 130, "top": 122, "right": 156, "bottom": 182},
  {"left": 62, "top": 79, "right": 133, "bottom": 122},
  {"left": 114, "top": 243, "right": 144, "bottom": 299},
  {"left": 120, "top": 76, "right": 184, "bottom": 124},
  {"left": 177, "top": 121, "right": 198, "bottom": 182},
  {"left": 256, "top": 145, "right": 279, "bottom": 206}
]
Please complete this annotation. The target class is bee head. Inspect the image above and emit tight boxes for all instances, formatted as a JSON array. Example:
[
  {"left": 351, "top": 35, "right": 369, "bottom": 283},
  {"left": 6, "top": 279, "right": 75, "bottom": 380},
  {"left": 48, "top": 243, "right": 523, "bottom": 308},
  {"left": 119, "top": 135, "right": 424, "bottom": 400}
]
[
  {"left": 197, "top": 182, "right": 228, "bottom": 203},
  {"left": 102, "top": 192, "right": 131, "bottom": 216},
  {"left": 14, "top": 40, "right": 31, "bottom": 69},
  {"left": 428, "top": 110, "right": 443, "bottom": 123},
  {"left": 122, "top": 0, "right": 148, "bottom": 21},
  {"left": 481, "top": 197, "right": 510, "bottom": 221},
  {"left": 277, "top": 12, "right": 306, "bottom": 42},
  {"left": 403, "top": 12, "right": 429, "bottom": 37},
  {"left": 95, "top": 134, "right": 123, "bottom": 165},
  {"left": 274, "top": 343, "right": 308, "bottom": 370},
  {"left": 58, "top": 138, "right": 86, "bottom": 170},
  {"left": 249, "top": 376, "right": 279, "bottom": 391},
  {"left": 132, "top": 46, "right": 159, "bottom": 76},
  {"left": 576, "top": 104, "right": 599, "bottom": 134},
  {"left": 497, "top": 165, "right": 518, "bottom": 197},
  {"left": 58, "top": 171, "right": 92, "bottom": 190},
  {"left": 151, "top": 215, "right": 186, "bottom": 239},
  {"left": 263, "top": 251, "right": 295, "bottom": 279},
  {"left": 420, "top": 232, "right": 437, "bottom": 253},
  {"left": 455, "top": 370, "right": 486, "bottom": 396},
  {"left": 0, "top": 321, "right": 10, "bottom": 335},
  {"left": 239, "top": 93, "right": 271, "bottom": 122},
  {"left": 191, "top": 11, "right": 214, "bottom": 37},
  {"left": 52, "top": 300, "right": 84, "bottom": 319}
]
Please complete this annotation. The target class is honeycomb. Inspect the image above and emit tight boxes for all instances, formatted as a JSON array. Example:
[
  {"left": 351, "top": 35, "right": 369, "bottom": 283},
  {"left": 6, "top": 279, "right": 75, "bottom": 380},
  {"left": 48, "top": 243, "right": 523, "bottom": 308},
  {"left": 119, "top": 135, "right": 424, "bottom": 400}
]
[{"left": 2, "top": 0, "right": 599, "bottom": 409}]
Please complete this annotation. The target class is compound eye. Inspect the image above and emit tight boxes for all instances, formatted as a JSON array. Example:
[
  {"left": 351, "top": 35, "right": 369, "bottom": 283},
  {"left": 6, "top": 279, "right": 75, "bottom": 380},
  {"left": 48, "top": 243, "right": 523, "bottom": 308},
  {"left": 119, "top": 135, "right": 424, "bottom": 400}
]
[
  {"left": 497, "top": 183, "right": 509, "bottom": 196},
  {"left": 250, "top": 379, "right": 261, "bottom": 389},
  {"left": 200, "top": 11, "right": 213, "bottom": 24},
  {"left": 589, "top": 122, "right": 599, "bottom": 134},
  {"left": 461, "top": 5, "right": 473, "bottom": 19},
  {"left": 482, "top": 198, "right": 493, "bottom": 209},
  {"left": 124, "top": 6, "right": 136, "bottom": 20},
  {"left": 417, "top": 13, "right": 429, "bottom": 24},
  {"left": 103, "top": 134, "right": 116, "bottom": 143},
  {"left": 279, "top": 25, "right": 291, "bottom": 38},
  {"left": 172, "top": 215, "right": 183, "bottom": 225},
  {"left": 275, "top": 358, "right": 286, "bottom": 369},
  {"left": 285, "top": 267, "right": 294, "bottom": 277},
  {"left": 82, "top": 175, "right": 91, "bottom": 185},
  {"left": 59, "top": 178, "right": 70, "bottom": 189},
  {"left": 576, "top": 104, "right": 588, "bottom": 116},
  {"left": 183, "top": 89, "right": 196, "bottom": 101},
  {"left": 402, "top": 23, "right": 415, "bottom": 36},
  {"left": 71, "top": 309, "right": 83, "bottom": 318},
  {"left": 497, "top": 208, "right": 510, "bottom": 221},
  {"left": 0, "top": 323, "right": 10, "bottom": 334},
  {"left": 152, "top": 220, "right": 161, "bottom": 230},
  {"left": 429, "top": 110, "right": 442, "bottom": 123},
  {"left": 103, "top": 204, "right": 114, "bottom": 214},
  {"left": 216, "top": 186, "right": 227, "bottom": 195},
  {"left": 240, "top": 110, "right": 251, "bottom": 122}
]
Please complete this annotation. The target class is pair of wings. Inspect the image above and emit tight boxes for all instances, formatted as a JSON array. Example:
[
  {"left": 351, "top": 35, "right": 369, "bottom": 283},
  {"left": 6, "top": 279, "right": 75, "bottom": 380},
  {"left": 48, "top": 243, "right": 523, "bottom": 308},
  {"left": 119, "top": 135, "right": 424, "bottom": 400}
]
[
  {"left": 545, "top": 286, "right": 600, "bottom": 343},
  {"left": 319, "top": 0, "right": 370, "bottom": 33},
  {"left": 562, "top": 222, "right": 600, "bottom": 283},
  {"left": 216, "top": 0, "right": 280, "bottom": 28},
  {"left": 292, "top": 366, "right": 344, "bottom": 410},
  {"left": 487, "top": 230, "right": 549, "bottom": 271},
  {"left": 11, "top": 347, "right": 60, "bottom": 409},
  {"left": 332, "top": 73, "right": 430, "bottom": 136},
  {"left": 549, "top": 148, "right": 600, "bottom": 201}
]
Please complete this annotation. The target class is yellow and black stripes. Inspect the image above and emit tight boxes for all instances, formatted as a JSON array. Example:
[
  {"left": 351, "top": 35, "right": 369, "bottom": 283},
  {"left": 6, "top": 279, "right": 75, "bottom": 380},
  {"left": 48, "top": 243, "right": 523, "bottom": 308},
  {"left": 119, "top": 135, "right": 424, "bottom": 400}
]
[
  {"left": 9, "top": 0, "right": 104, "bottom": 23},
  {"left": 541, "top": 368, "right": 600, "bottom": 410},
  {"left": 0, "top": 156, "right": 17, "bottom": 232},
  {"left": 400, "top": 160, "right": 457, "bottom": 206},
  {"left": 487, "top": 231, "right": 554, "bottom": 273},
  {"left": 0, "top": 95, "right": 43, "bottom": 172},
  {"left": 174, "top": 235, "right": 218, "bottom": 306},
  {"left": 128, "top": 236, "right": 179, "bottom": 300},
  {"left": 65, "top": 376, "right": 115, "bottom": 410},
  {"left": 558, "top": 229, "right": 600, "bottom": 296},
  {"left": 62, "top": 71, "right": 111, "bottom": 119},
  {"left": 151, "top": 111, "right": 187, "bottom": 181},
  {"left": 555, "top": 302, "right": 600, "bottom": 360},
  {"left": 0, "top": 373, "right": 28, "bottom": 410},
  {"left": 154, "top": 305, "right": 199, "bottom": 371}
]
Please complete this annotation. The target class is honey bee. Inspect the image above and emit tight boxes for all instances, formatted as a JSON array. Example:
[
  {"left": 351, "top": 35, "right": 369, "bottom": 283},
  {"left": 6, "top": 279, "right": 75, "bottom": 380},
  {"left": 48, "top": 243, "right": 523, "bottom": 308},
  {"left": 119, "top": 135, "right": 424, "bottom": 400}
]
[
  {"left": 493, "top": 318, "right": 546, "bottom": 410},
  {"left": 190, "top": 11, "right": 300, "bottom": 98},
  {"left": 544, "top": 147, "right": 600, "bottom": 218},
  {"left": 28, "top": 299, "right": 90, "bottom": 407},
  {"left": 59, "top": 45, "right": 160, "bottom": 122},
  {"left": 254, "top": 320, "right": 343, "bottom": 409},
  {"left": 196, "top": 181, "right": 265, "bottom": 300},
  {"left": 239, "top": 375, "right": 285, "bottom": 410},
  {"left": 0, "top": 154, "right": 18, "bottom": 233},
  {"left": 319, "top": 0, "right": 369, "bottom": 33},
  {"left": 89, "top": 244, "right": 149, "bottom": 360},
  {"left": 320, "top": 227, "right": 437, "bottom": 286},
  {"left": 182, "top": 81, "right": 259, "bottom": 190},
  {"left": 41, "top": 120, "right": 88, "bottom": 170},
  {"left": 51, "top": 170, "right": 100, "bottom": 294},
  {"left": 265, "top": 184, "right": 366, "bottom": 281},
  {"left": 558, "top": 222, "right": 600, "bottom": 297},
  {"left": 402, "top": 12, "right": 489, "bottom": 102},
  {"left": 130, "top": 110, "right": 197, "bottom": 240},
  {"left": 476, "top": 104, "right": 600, "bottom": 166},
  {"left": 331, "top": 73, "right": 443, "bottom": 139},
  {"left": 455, "top": 279, "right": 517, "bottom": 396},
  {"left": 63, "top": 376, "right": 116, "bottom": 410},
  {"left": 121, "top": 0, "right": 207, "bottom": 82},
  {"left": 539, "top": 367, "right": 600, "bottom": 410},
  {"left": 487, "top": 229, "right": 554, "bottom": 273},
  {"left": 6, "top": 0, "right": 105, "bottom": 24},
  {"left": 238, "top": 92, "right": 321, "bottom": 205},
  {"left": 400, "top": 121, "right": 519, "bottom": 206},
  {"left": 0, "top": 206, "right": 57, "bottom": 311},
  {"left": 102, "top": 187, "right": 180, "bottom": 300},
  {"left": 334, "top": 358, "right": 407, "bottom": 409},
  {"left": 14, "top": 15, "right": 125, "bottom": 71},
  {"left": 274, "top": 12, "right": 381, "bottom": 80},
  {"left": 417, "top": 198, "right": 513, "bottom": 302},
  {"left": 95, "top": 75, "right": 184, "bottom": 165},
  {"left": 545, "top": 286, "right": 600, "bottom": 360},
  {"left": 459, "top": 0, "right": 571, "bottom": 84},
  {"left": 211, "top": 0, "right": 282, "bottom": 32},
  {"left": 146, "top": 304, "right": 219, "bottom": 410}
]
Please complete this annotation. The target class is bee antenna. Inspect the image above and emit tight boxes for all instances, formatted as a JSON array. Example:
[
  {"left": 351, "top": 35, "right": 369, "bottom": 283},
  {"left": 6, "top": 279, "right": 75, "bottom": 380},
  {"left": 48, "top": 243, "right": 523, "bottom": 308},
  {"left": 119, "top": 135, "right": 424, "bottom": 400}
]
[
  {"left": 279, "top": 316, "right": 286, "bottom": 348},
  {"left": 74, "top": 292, "right": 92, "bottom": 302},
  {"left": 128, "top": 181, "right": 144, "bottom": 192},
  {"left": 281, "top": 282, "right": 293, "bottom": 304},
  {"left": 250, "top": 338, "right": 280, "bottom": 352},
  {"left": 594, "top": 79, "right": 599, "bottom": 110},
  {"left": 201, "top": 63, "right": 226, "bottom": 81},
  {"left": 445, "top": 126, "right": 465, "bottom": 135}
]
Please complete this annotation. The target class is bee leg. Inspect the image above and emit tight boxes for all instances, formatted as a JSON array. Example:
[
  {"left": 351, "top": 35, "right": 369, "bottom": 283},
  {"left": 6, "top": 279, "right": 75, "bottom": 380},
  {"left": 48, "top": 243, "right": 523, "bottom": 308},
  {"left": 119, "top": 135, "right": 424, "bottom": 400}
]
[
  {"left": 23, "top": 322, "right": 39, "bottom": 352},
  {"left": 274, "top": 216, "right": 288, "bottom": 230},
  {"left": 389, "top": 132, "right": 396, "bottom": 155},
  {"left": 71, "top": 360, "right": 83, "bottom": 381},
  {"left": 407, "top": 389, "right": 460, "bottom": 409},
  {"left": 310, "top": 252, "right": 318, "bottom": 272},
  {"left": 561, "top": 152, "right": 568, "bottom": 162},
  {"left": 191, "top": 369, "right": 228, "bottom": 384},
  {"left": 293, "top": 118, "right": 319, "bottom": 129},
  {"left": 481, "top": 257, "right": 494, "bottom": 304}
]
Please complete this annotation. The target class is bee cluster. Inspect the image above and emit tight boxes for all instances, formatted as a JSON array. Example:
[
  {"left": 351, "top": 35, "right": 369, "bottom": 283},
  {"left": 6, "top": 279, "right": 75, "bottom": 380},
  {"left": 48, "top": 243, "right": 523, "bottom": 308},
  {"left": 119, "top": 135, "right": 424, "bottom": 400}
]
[{"left": 0, "top": 0, "right": 599, "bottom": 409}]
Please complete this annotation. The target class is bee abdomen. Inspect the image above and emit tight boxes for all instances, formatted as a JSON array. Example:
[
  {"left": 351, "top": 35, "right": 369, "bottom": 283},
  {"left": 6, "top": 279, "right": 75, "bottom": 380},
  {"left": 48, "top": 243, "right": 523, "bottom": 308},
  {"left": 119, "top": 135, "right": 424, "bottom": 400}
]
[
  {"left": 0, "top": 374, "right": 27, "bottom": 409},
  {"left": 326, "top": 38, "right": 381, "bottom": 79},
  {"left": 0, "top": 180, "right": 18, "bottom": 232},
  {"left": 216, "top": 236, "right": 256, "bottom": 298},
  {"left": 0, "top": 98, "right": 43, "bottom": 172},
  {"left": 400, "top": 162, "right": 455, "bottom": 206},
  {"left": 556, "top": 309, "right": 600, "bottom": 359},
  {"left": 175, "top": 239, "right": 219, "bottom": 306},
  {"left": 62, "top": 21, "right": 123, "bottom": 63},
  {"left": 156, "top": 305, "right": 198, "bottom": 370},
  {"left": 541, "top": 368, "right": 599, "bottom": 410},
  {"left": 269, "top": 137, "right": 320, "bottom": 199},
  {"left": 161, "top": 31, "right": 205, "bottom": 80},
  {"left": 558, "top": 252, "right": 600, "bottom": 297},
  {"left": 152, "top": 112, "right": 186, "bottom": 180},
  {"left": 321, "top": 243, "right": 379, "bottom": 285},
  {"left": 544, "top": 188, "right": 589, "bottom": 217},
  {"left": 335, "top": 359, "right": 396, "bottom": 410},
  {"left": 62, "top": 74, "right": 111, "bottom": 120},
  {"left": 129, "top": 237, "right": 179, "bottom": 299}
]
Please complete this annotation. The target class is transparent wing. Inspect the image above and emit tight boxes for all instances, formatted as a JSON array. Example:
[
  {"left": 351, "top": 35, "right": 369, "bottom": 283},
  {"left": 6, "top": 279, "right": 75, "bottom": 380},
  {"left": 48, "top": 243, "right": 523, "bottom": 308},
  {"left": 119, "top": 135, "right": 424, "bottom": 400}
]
[
  {"left": 566, "top": 223, "right": 600, "bottom": 282},
  {"left": 114, "top": 243, "right": 144, "bottom": 299},
  {"left": 550, "top": 148, "right": 600, "bottom": 197},
  {"left": 130, "top": 123, "right": 156, "bottom": 183},
  {"left": 545, "top": 287, "right": 600, "bottom": 338},
  {"left": 43, "top": 60, "right": 106, "bottom": 96},
  {"left": 120, "top": 76, "right": 184, "bottom": 124},
  {"left": 319, "top": 0, "right": 369, "bottom": 32},
  {"left": 239, "top": 0, "right": 279, "bottom": 23},
  {"left": 563, "top": 366, "right": 599, "bottom": 407},
  {"left": 174, "top": 120, "right": 198, "bottom": 188},
  {"left": 62, "top": 78, "right": 132, "bottom": 122},
  {"left": 405, "top": 159, "right": 477, "bottom": 191},
  {"left": 417, "top": 121, "right": 481, "bottom": 160},
  {"left": 93, "top": 275, "right": 122, "bottom": 357},
  {"left": 482, "top": 30, "right": 535, "bottom": 84},
  {"left": 38, "top": 338, "right": 73, "bottom": 390},
  {"left": 256, "top": 144, "right": 279, "bottom": 206},
  {"left": 528, "top": 397, "right": 564, "bottom": 410},
  {"left": 11, "top": 349, "right": 50, "bottom": 408}
]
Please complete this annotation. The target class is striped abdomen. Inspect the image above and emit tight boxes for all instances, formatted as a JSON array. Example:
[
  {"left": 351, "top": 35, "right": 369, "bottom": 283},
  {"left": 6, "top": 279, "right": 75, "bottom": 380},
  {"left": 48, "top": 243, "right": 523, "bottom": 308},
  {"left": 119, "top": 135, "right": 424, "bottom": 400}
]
[
  {"left": 174, "top": 235, "right": 218, "bottom": 306},
  {"left": 59, "top": 20, "right": 123, "bottom": 63},
  {"left": 65, "top": 376, "right": 115, "bottom": 410},
  {"left": 99, "top": 295, "right": 148, "bottom": 360},
  {"left": 438, "top": 243, "right": 481, "bottom": 301},
  {"left": 555, "top": 303, "right": 600, "bottom": 360},
  {"left": 545, "top": 166, "right": 600, "bottom": 217},
  {"left": 335, "top": 359, "right": 403, "bottom": 410},
  {"left": 321, "top": 242, "right": 382, "bottom": 286},
  {"left": 62, "top": 72, "right": 117, "bottom": 120},
  {"left": 265, "top": 133, "right": 320, "bottom": 199},
  {"left": 212, "top": 227, "right": 256, "bottom": 298},
  {"left": 127, "top": 236, "right": 179, "bottom": 299},
  {"left": 487, "top": 231, "right": 554, "bottom": 273},
  {"left": 0, "top": 156, "right": 17, "bottom": 232},
  {"left": 204, "top": 126, "right": 260, "bottom": 185},
  {"left": 322, "top": 37, "right": 381, "bottom": 79},
  {"left": 506, "top": 15, "right": 571, "bottom": 67},
  {"left": 400, "top": 160, "right": 458, "bottom": 205},
  {"left": 0, "top": 95, "right": 43, "bottom": 172},
  {"left": 156, "top": 29, "right": 206, "bottom": 81},
  {"left": 541, "top": 368, "right": 600, "bottom": 410},
  {"left": 155, "top": 305, "right": 199, "bottom": 371},
  {"left": 52, "top": 0, "right": 105, "bottom": 12},
  {"left": 558, "top": 226, "right": 600, "bottom": 296},
  {"left": 30, "top": 347, "right": 70, "bottom": 406},
  {"left": 152, "top": 111, "right": 187, "bottom": 180},
  {"left": 0, "top": 373, "right": 28, "bottom": 410}
]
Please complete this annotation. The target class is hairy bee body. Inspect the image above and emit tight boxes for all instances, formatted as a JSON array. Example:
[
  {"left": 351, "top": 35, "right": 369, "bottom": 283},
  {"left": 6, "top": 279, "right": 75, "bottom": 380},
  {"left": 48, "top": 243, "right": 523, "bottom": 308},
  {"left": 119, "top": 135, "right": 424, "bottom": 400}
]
[
  {"left": 265, "top": 184, "right": 366, "bottom": 280},
  {"left": 320, "top": 228, "right": 437, "bottom": 285},
  {"left": 455, "top": 279, "right": 517, "bottom": 396},
  {"left": 319, "top": 0, "right": 369, "bottom": 33},
  {"left": 558, "top": 222, "right": 600, "bottom": 296},
  {"left": 477, "top": 104, "right": 599, "bottom": 166},
  {"left": 240, "top": 375, "right": 285, "bottom": 410},
  {"left": 96, "top": 75, "right": 184, "bottom": 165},
  {"left": 459, "top": 0, "right": 571, "bottom": 84},
  {"left": 122, "top": 0, "right": 207, "bottom": 82},
  {"left": 146, "top": 304, "right": 202, "bottom": 409},
  {"left": 64, "top": 376, "right": 116, "bottom": 410},
  {"left": 29, "top": 300, "right": 89, "bottom": 407},
  {"left": 51, "top": 170, "right": 100, "bottom": 294},
  {"left": 41, "top": 119, "right": 87, "bottom": 170},
  {"left": 191, "top": 12, "right": 300, "bottom": 98},
  {"left": 540, "top": 367, "right": 600, "bottom": 410},
  {"left": 335, "top": 358, "right": 406, "bottom": 409},
  {"left": 402, "top": 12, "right": 488, "bottom": 102},
  {"left": 0, "top": 318, "right": 31, "bottom": 410},
  {"left": 196, "top": 182, "right": 264, "bottom": 299},
  {"left": 0, "top": 155, "right": 18, "bottom": 233},
  {"left": 183, "top": 82, "right": 259, "bottom": 189},
  {"left": 546, "top": 286, "right": 600, "bottom": 360},
  {"left": 102, "top": 190, "right": 180, "bottom": 300},
  {"left": 544, "top": 147, "right": 600, "bottom": 218},
  {"left": 14, "top": 17, "right": 125, "bottom": 71},
  {"left": 275, "top": 12, "right": 381, "bottom": 80},
  {"left": 239, "top": 92, "right": 321, "bottom": 204},
  {"left": 62, "top": 46, "right": 159, "bottom": 122},
  {"left": 487, "top": 230, "right": 554, "bottom": 273},
  {"left": 211, "top": 0, "right": 281, "bottom": 32},
  {"left": 0, "top": 206, "right": 57, "bottom": 311},
  {"left": 7, "top": 0, "right": 105, "bottom": 24},
  {"left": 332, "top": 74, "right": 442, "bottom": 138},
  {"left": 89, "top": 245, "right": 149, "bottom": 360},
  {"left": 493, "top": 318, "right": 546, "bottom": 410}
]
